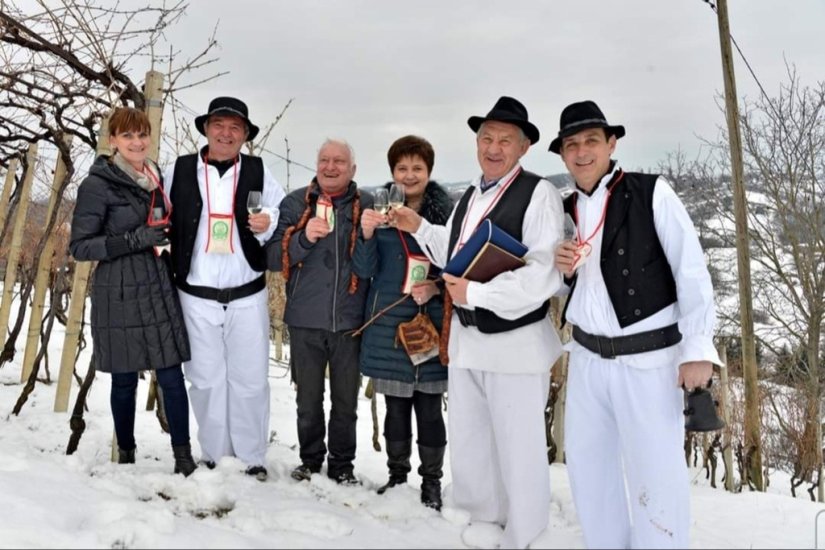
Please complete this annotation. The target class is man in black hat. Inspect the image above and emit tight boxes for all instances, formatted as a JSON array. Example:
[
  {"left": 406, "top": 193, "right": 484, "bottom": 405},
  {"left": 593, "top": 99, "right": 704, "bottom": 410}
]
[
  {"left": 551, "top": 100, "right": 721, "bottom": 548},
  {"left": 392, "top": 96, "right": 565, "bottom": 549},
  {"left": 164, "top": 96, "right": 286, "bottom": 481}
]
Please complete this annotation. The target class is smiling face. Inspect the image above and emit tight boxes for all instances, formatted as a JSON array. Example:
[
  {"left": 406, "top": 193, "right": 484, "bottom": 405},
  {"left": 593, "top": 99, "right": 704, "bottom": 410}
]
[
  {"left": 392, "top": 154, "right": 430, "bottom": 201},
  {"left": 204, "top": 114, "right": 248, "bottom": 161},
  {"left": 109, "top": 129, "right": 151, "bottom": 171},
  {"left": 476, "top": 121, "right": 530, "bottom": 182},
  {"left": 316, "top": 141, "right": 356, "bottom": 195},
  {"left": 560, "top": 128, "right": 617, "bottom": 192}
]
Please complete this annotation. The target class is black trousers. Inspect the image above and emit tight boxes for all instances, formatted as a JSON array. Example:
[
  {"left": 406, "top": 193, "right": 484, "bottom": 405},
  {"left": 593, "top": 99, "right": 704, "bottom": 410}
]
[
  {"left": 289, "top": 326, "right": 361, "bottom": 476},
  {"left": 111, "top": 365, "right": 190, "bottom": 450},
  {"left": 384, "top": 392, "right": 447, "bottom": 447}
]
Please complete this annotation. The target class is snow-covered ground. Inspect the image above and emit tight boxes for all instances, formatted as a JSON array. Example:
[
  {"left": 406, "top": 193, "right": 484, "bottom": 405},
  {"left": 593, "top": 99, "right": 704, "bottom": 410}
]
[{"left": 0, "top": 293, "right": 823, "bottom": 548}]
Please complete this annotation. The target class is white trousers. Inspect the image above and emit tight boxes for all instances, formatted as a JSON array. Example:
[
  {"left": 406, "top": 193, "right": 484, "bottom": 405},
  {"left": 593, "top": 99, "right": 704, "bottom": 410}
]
[
  {"left": 449, "top": 368, "right": 551, "bottom": 550},
  {"left": 179, "top": 289, "right": 271, "bottom": 466},
  {"left": 565, "top": 351, "right": 689, "bottom": 549}
]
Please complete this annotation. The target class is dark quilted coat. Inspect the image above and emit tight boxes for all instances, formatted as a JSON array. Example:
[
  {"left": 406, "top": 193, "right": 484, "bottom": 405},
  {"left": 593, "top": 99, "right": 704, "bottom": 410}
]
[
  {"left": 69, "top": 155, "right": 190, "bottom": 373},
  {"left": 352, "top": 181, "right": 454, "bottom": 383}
]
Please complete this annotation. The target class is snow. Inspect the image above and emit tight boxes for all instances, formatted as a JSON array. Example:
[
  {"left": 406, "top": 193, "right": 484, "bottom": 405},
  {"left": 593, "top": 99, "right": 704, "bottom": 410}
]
[{"left": 0, "top": 292, "right": 823, "bottom": 548}]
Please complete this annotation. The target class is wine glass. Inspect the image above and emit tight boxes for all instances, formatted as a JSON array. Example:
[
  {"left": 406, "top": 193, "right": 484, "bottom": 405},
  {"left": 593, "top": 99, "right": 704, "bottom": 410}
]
[
  {"left": 563, "top": 213, "right": 577, "bottom": 242},
  {"left": 151, "top": 207, "right": 170, "bottom": 245},
  {"left": 247, "top": 191, "right": 263, "bottom": 215},
  {"left": 388, "top": 183, "right": 405, "bottom": 211},
  {"left": 373, "top": 188, "right": 389, "bottom": 228}
]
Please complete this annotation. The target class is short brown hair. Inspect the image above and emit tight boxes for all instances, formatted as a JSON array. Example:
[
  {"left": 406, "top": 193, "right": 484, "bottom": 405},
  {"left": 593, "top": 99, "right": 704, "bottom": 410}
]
[
  {"left": 387, "top": 135, "right": 434, "bottom": 174},
  {"left": 108, "top": 107, "right": 151, "bottom": 137}
]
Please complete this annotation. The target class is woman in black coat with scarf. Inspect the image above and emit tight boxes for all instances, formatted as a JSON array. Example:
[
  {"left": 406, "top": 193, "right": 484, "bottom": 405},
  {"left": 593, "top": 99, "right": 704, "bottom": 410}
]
[
  {"left": 353, "top": 135, "right": 453, "bottom": 510},
  {"left": 69, "top": 107, "right": 196, "bottom": 476}
]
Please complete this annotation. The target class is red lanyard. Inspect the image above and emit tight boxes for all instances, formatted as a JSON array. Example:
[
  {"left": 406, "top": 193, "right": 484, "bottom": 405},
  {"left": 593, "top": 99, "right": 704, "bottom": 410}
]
[
  {"left": 397, "top": 228, "right": 427, "bottom": 259},
  {"left": 573, "top": 170, "right": 625, "bottom": 246},
  {"left": 455, "top": 167, "right": 522, "bottom": 250},
  {"left": 203, "top": 154, "right": 239, "bottom": 216},
  {"left": 143, "top": 166, "right": 171, "bottom": 224}
]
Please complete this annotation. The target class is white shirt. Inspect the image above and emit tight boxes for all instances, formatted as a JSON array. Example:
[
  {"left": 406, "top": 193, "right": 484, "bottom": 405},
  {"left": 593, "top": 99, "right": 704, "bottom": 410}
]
[
  {"left": 164, "top": 154, "right": 286, "bottom": 289},
  {"left": 564, "top": 163, "right": 722, "bottom": 369},
  {"left": 414, "top": 164, "right": 565, "bottom": 375}
]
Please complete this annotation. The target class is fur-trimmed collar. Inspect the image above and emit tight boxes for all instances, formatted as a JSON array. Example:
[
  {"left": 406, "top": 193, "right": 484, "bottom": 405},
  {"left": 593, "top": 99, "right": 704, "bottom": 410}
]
[{"left": 382, "top": 180, "right": 453, "bottom": 225}]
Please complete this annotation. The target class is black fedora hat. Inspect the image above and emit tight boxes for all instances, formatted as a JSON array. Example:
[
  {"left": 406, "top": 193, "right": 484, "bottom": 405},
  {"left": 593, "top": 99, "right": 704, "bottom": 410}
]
[
  {"left": 195, "top": 96, "right": 260, "bottom": 141},
  {"left": 467, "top": 96, "right": 540, "bottom": 145},
  {"left": 548, "top": 100, "right": 625, "bottom": 154}
]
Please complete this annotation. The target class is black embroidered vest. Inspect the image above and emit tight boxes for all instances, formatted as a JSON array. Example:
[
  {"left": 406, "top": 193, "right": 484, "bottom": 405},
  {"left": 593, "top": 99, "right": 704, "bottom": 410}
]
[
  {"left": 169, "top": 153, "right": 266, "bottom": 285},
  {"left": 562, "top": 170, "right": 677, "bottom": 328},
  {"left": 448, "top": 169, "right": 550, "bottom": 334}
]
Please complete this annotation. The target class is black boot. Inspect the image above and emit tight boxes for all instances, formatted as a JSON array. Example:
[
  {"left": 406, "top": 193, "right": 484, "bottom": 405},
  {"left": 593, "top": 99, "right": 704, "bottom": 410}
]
[
  {"left": 418, "top": 444, "right": 445, "bottom": 511},
  {"left": 172, "top": 444, "right": 198, "bottom": 477},
  {"left": 118, "top": 447, "right": 136, "bottom": 464},
  {"left": 377, "top": 438, "right": 412, "bottom": 495}
]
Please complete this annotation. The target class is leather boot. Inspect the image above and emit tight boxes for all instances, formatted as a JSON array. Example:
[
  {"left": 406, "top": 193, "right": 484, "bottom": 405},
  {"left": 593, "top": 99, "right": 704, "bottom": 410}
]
[
  {"left": 118, "top": 447, "right": 136, "bottom": 464},
  {"left": 376, "top": 438, "right": 412, "bottom": 494},
  {"left": 418, "top": 444, "right": 445, "bottom": 511},
  {"left": 172, "top": 443, "right": 198, "bottom": 477}
]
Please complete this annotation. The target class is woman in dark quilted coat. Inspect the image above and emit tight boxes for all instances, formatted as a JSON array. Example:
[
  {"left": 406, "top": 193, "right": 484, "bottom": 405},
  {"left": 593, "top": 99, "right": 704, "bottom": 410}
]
[
  {"left": 353, "top": 135, "right": 453, "bottom": 510},
  {"left": 69, "top": 107, "right": 196, "bottom": 476}
]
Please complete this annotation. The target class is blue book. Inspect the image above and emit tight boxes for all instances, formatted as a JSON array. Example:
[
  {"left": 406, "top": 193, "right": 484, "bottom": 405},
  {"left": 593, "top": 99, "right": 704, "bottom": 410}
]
[{"left": 441, "top": 219, "right": 528, "bottom": 282}]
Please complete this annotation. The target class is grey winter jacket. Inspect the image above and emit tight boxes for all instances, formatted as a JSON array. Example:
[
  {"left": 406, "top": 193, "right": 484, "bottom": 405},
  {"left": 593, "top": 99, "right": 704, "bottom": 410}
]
[
  {"left": 69, "top": 155, "right": 190, "bottom": 373},
  {"left": 266, "top": 180, "right": 373, "bottom": 332}
]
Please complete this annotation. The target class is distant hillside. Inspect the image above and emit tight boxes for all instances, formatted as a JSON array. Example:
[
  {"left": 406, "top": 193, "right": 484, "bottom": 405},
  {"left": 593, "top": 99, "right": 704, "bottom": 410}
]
[{"left": 363, "top": 173, "right": 574, "bottom": 201}]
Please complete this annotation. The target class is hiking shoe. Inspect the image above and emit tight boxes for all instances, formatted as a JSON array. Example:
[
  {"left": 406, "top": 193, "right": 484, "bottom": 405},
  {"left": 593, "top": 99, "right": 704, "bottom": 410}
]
[
  {"left": 290, "top": 463, "right": 320, "bottom": 482},
  {"left": 245, "top": 465, "right": 268, "bottom": 482},
  {"left": 331, "top": 470, "right": 360, "bottom": 486},
  {"left": 200, "top": 460, "right": 216, "bottom": 470}
]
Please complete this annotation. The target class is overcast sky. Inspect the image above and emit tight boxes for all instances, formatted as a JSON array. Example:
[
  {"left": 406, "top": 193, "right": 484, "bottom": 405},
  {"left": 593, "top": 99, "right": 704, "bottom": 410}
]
[{"left": 160, "top": 0, "right": 824, "bottom": 189}]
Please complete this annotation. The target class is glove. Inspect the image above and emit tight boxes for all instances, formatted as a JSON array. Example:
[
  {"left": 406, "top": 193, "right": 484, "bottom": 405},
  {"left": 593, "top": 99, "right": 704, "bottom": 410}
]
[{"left": 125, "top": 222, "right": 170, "bottom": 251}]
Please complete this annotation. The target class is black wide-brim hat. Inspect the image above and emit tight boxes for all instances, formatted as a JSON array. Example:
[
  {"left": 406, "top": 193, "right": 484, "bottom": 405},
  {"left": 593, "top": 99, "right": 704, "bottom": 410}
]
[
  {"left": 467, "top": 96, "right": 540, "bottom": 145},
  {"left": 194, "top": 96, "right": 260, "bottom": 141},
  {"left": 548, "top": 100, "right": 625, "bottom": 154}
]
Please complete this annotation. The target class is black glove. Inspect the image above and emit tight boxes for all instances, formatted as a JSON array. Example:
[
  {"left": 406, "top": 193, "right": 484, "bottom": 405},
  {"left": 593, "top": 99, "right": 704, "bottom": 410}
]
[{"left": 125, "top": 222, "right": 170, "bottom": 251}]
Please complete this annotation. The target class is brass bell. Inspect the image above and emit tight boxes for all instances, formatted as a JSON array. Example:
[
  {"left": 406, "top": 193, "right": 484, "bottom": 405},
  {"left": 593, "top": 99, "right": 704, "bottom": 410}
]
[{"left": 684, "top": 384, "right": 725, "bottom": 432}]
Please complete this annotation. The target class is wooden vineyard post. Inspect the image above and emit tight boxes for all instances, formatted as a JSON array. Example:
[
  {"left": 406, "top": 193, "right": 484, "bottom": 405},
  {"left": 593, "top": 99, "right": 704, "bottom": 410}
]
[
  {"left": 142, "top": 70, "right": 164, "bottom": 413},
  {"left": 21, "top": 136, "right": 73, "bottom": 381},
  {"left": 717, "top": 342, "right": 735, "bottom": 492},
  {"left": 0, "top": 159, "right": 19, "bottom": 234},
  {"left": 0, "top": 143, "right": 38, "bottom": 350},
  {"left": 54, "top": 119, "right": 110, "bottom": 412}
]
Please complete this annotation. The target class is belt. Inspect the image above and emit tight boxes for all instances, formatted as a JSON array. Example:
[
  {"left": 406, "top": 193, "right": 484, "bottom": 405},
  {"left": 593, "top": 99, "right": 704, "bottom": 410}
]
[
  {"left": 572, "top": 323, "right": 682, "bottom": 359},
  {"left": 454, "top": 307, "right": 477, "bottom": 327},
  {"left": 178, "top": 275, "right": 266, "bottom": 304}
]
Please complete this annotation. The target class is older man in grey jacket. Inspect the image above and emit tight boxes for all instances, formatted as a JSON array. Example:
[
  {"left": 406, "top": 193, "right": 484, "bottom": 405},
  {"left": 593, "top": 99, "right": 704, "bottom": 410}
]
[{"left": 267, "top": 139, "right": 372, "bottom": 485}]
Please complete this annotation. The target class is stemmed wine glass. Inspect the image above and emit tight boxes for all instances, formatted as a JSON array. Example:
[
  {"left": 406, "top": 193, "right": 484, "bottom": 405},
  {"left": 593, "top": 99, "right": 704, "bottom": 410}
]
[
  {"left": 387, "top": 184, "right": 405, "bottom": 227},
  {"left": 247, "top": 191, "right": 263, "bottom": 215},
  {"left": 563, "top": 213, "right": 577, "bottom": 241},
  {"left": 388, "top": 183, "right": 405, "bottom": 211},
  {"left": 373, "top": 188, "right": 390, "bottom": 229}
]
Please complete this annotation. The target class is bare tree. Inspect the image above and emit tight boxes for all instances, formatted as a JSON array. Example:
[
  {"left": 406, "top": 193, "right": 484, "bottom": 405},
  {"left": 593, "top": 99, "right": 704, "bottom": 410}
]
[
  {"left": 0, "top": 0, "right": 223, "bottom": 419},
  {"left": 664, "top": 65, "right": 825, "bottom": 497}
]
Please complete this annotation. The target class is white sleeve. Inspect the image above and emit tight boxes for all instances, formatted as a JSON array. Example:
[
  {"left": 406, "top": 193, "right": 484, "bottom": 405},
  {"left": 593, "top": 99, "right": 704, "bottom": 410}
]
[
  {"left": 163, "top": 162, "right": 176, "bottom": 195},
  {"left": 255, "top": 164, "right": 286, "bottom": 243},
  {"left": 653, "top": 177, "right": 723, "bottom": 366},
  {"left": 412, "top": 210, "right": 454, "bottom": 268},
  {"left": 466, "top": 179, "right": 565, "bottom": 319}
]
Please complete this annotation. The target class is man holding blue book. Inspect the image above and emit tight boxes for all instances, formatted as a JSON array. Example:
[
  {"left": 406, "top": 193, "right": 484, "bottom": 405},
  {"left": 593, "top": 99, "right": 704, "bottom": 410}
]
[{"left": 391, "top": 96, "right": 565, "bottom": 549}]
